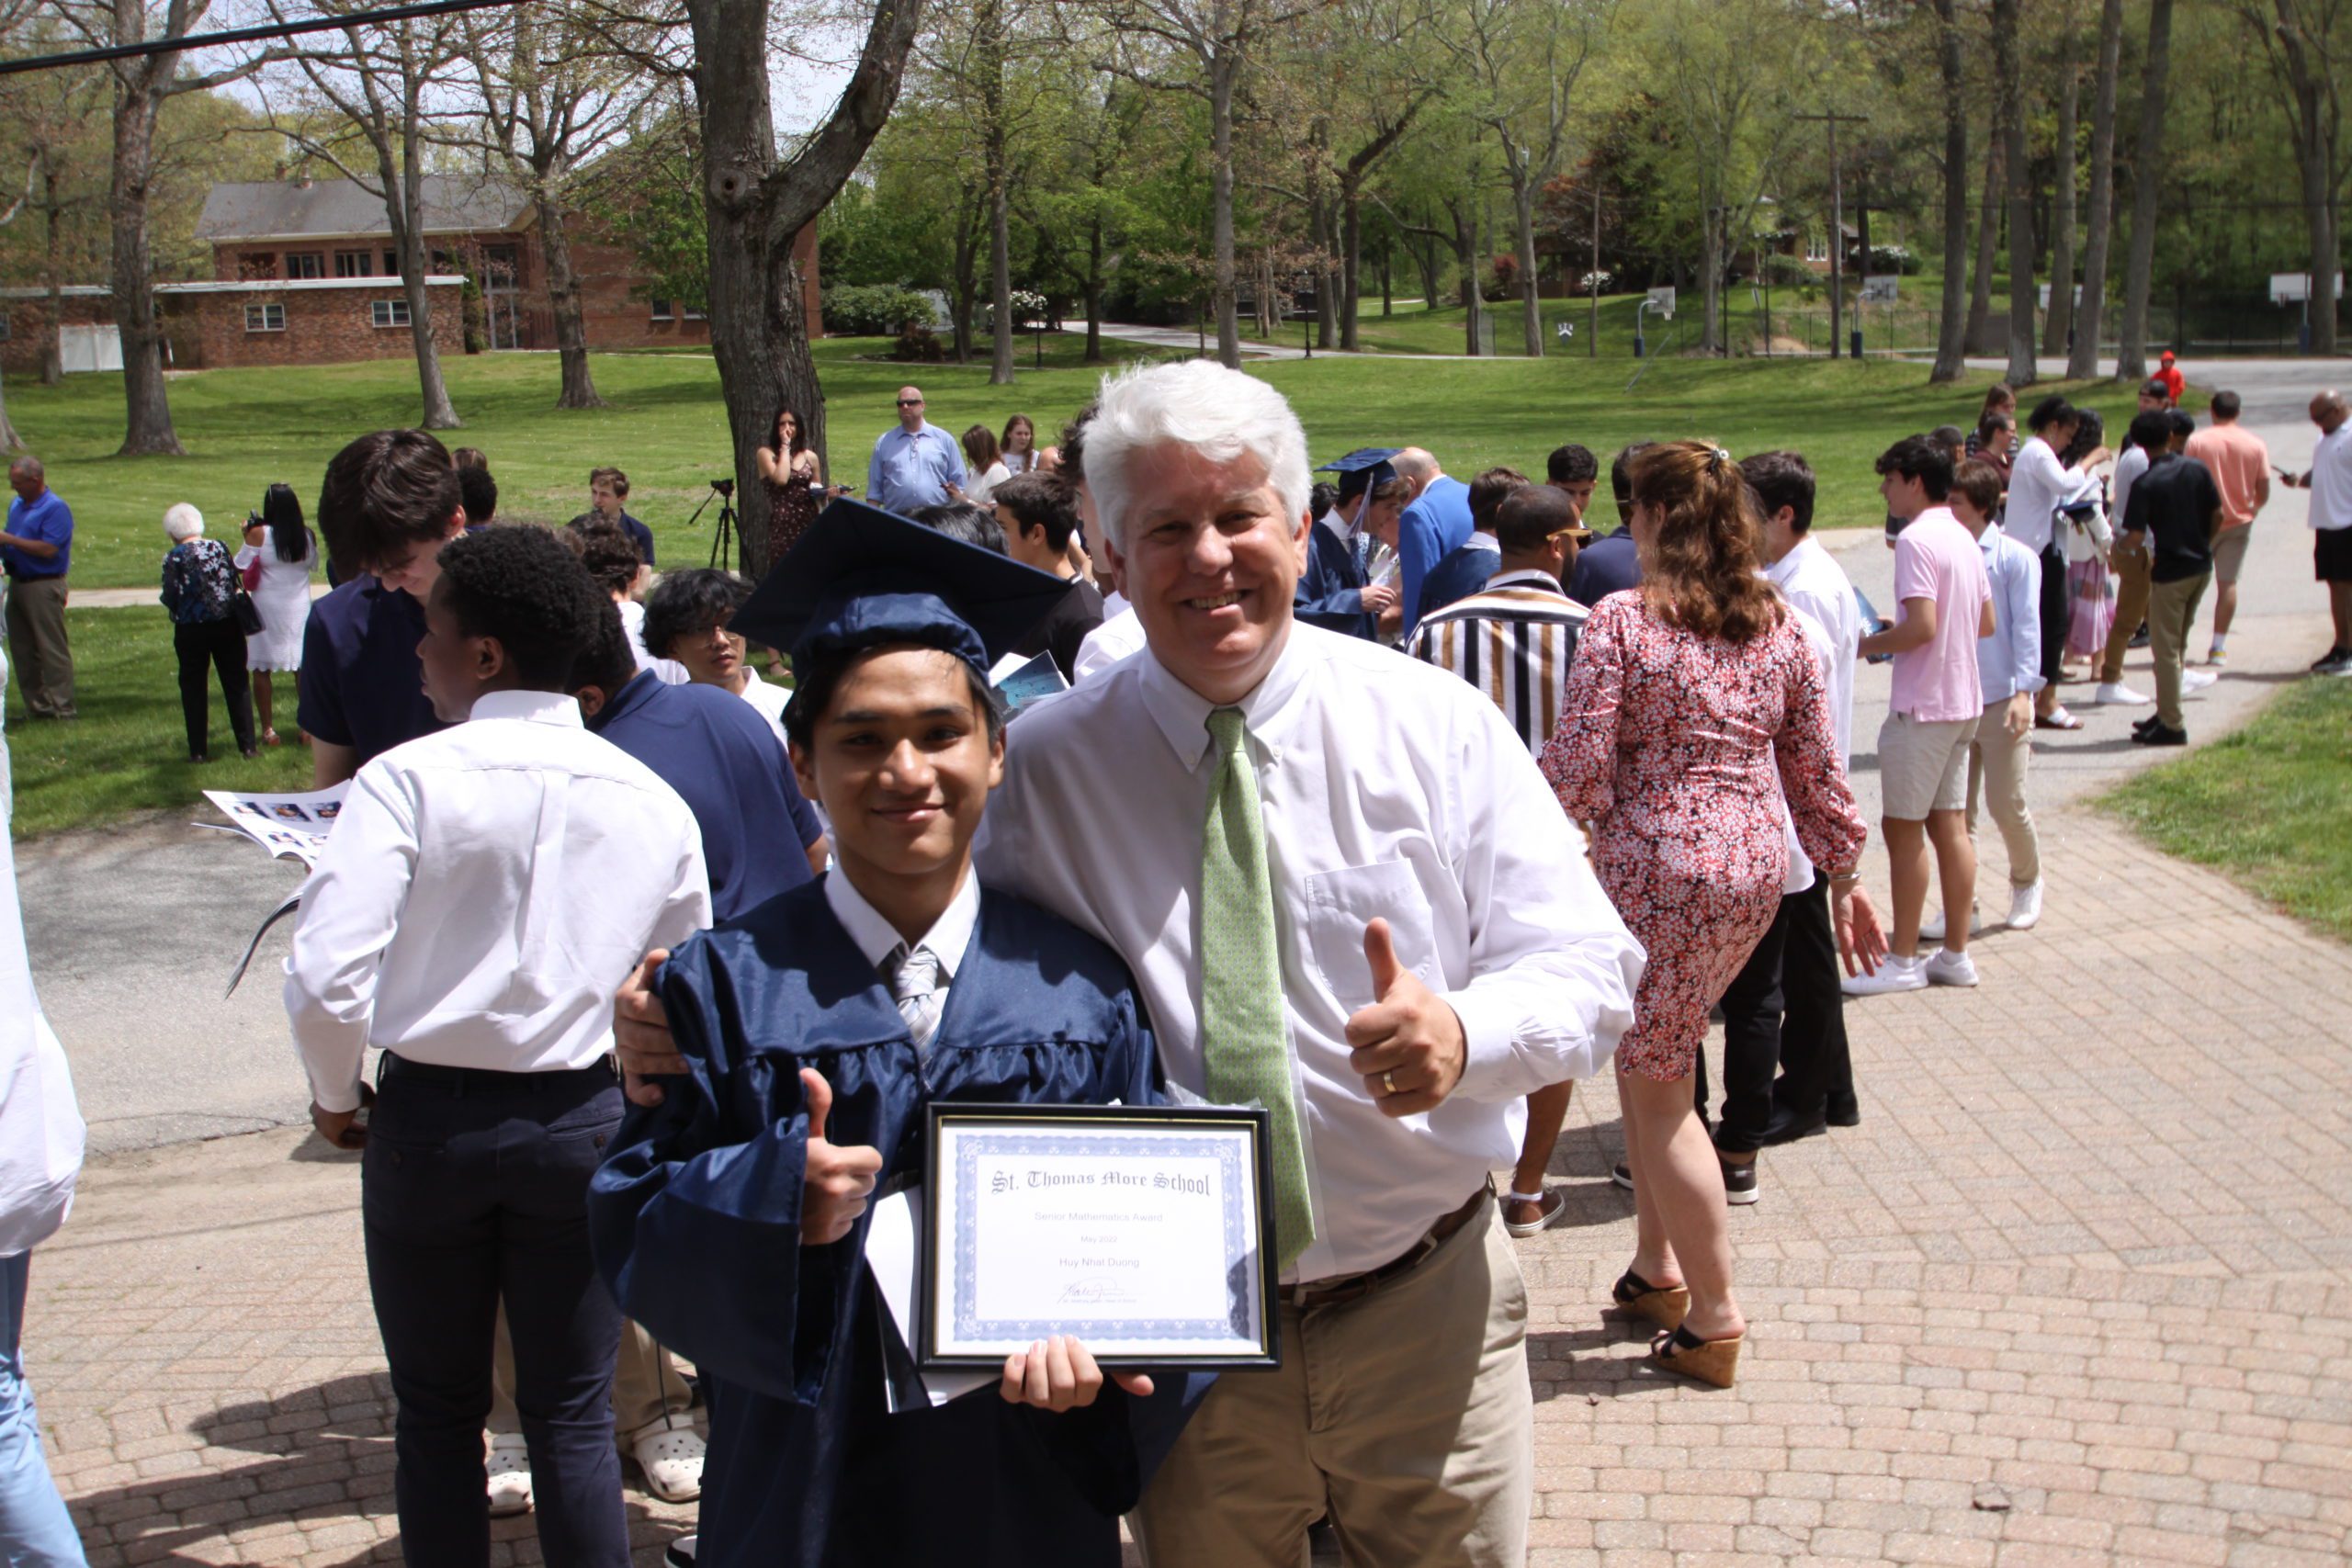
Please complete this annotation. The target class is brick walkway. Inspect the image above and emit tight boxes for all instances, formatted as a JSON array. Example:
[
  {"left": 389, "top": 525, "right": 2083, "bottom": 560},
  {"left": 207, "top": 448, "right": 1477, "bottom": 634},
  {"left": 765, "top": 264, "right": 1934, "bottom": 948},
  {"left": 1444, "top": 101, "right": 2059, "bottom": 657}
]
[{"left": 27, "top": 796, "right": 2352, "bottom": 1567}]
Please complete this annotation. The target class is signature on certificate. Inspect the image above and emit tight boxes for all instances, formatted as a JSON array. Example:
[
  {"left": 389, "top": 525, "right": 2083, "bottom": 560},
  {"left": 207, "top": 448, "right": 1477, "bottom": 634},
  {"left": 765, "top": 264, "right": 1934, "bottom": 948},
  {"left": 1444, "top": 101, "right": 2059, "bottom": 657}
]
[{"left": 1058, "top": 1278, "right": 1139, "bottom": 1305}]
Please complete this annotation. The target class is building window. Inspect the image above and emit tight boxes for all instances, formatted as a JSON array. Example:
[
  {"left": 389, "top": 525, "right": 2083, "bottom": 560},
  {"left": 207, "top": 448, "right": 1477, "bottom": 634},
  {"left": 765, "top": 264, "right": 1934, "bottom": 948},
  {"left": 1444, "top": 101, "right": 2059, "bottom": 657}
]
[
  {"left": 1804, "top": 231, "right": 1828, "bottom": 264},
  {"left": 334, "top": 250, "right": 373, "bottom": 277},
  {"left": 244, "top": 303, "right": 287, "bottom": 333},
  {"left": 650, "top": 298, "right": 675, "bottom": 321},
  {"left": 383, "top": 249, "right": 400, "bottom": 275},
  {"left": 239, "top": 254, "right": 278, "bottom": 281},
  {"left": 287, "top": 253, "right": 325, "bottom": 279},
  {"left": 370, "top": 299, "right": 411, "bottom": 329},
  {"left": 683, "top": 303, "right": 707, "bottom": 321}
]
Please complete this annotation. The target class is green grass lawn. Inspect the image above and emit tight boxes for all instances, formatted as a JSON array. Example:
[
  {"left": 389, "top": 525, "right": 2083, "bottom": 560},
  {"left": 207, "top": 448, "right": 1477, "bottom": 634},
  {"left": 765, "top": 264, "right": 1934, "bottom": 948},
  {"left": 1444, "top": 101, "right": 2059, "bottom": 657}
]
[
  {"left": 3, "top": 342, "right": 2143, "bottom": 839},
  {"left": 2099, "top": 680, "right": 2352, "bottom": 942},
  {"left": 5, "top": 334, "right": 2122, "bottom": 592},
  {"left": 5, "top": 605, "right": 315, "bottom": 838}
]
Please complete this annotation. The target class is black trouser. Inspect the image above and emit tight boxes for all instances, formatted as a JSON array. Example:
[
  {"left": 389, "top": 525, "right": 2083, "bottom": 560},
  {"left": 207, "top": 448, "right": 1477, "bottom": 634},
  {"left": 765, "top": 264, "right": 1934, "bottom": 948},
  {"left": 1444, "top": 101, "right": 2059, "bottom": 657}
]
[
  {"left": 172, "top": 616, "right": 254, "bottom": 757},
  {"left": 2037, "top": 540, "right": 2068, "bottom": 688},
  {"left": 362, "top": 1056, "right": 629, "bottom": 1568},
  {"left": 1697, "top": 876, "right": 1855, "bottom": 1146}
]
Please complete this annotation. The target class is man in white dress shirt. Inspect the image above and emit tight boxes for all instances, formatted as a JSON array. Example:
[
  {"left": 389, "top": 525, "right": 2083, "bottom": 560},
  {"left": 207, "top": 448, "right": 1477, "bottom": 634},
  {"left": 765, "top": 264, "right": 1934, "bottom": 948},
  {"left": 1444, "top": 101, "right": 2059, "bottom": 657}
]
[
  {"left": 615, "top": 362, "right": 1642, "bottom": 1565},
  {"left": 976, "top": 361, "right": 1641, "bottom": 1564},
  {"left": 287, "top": 525, "right": 709, "bottom": 1568}
]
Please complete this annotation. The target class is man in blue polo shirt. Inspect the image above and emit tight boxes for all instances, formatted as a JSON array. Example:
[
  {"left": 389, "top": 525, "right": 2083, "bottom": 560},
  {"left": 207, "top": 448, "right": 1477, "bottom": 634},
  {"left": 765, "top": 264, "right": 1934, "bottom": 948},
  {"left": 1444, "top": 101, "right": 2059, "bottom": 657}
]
[
  {"left": 570, "top": 602, "right": 827, "bottom": 920},
  {"left": 299, "top": 431, "right": 469, "bottom": 785},
  {"left": 1390, "top": 446, "right": 1473, "bottom": 641},
  {"left": 3, "top": 458, "right": 75, "bottom": 720},
  {"left": 865, "top": 385, "right": 967, "bottom": 513}
]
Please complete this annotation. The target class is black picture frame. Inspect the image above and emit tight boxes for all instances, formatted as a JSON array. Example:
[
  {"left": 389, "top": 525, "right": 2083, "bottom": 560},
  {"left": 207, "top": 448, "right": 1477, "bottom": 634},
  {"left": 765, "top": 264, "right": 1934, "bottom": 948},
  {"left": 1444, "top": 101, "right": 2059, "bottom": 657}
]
[{"left": 918, "top": 1101, "right": 1281, "bottom": 1371}]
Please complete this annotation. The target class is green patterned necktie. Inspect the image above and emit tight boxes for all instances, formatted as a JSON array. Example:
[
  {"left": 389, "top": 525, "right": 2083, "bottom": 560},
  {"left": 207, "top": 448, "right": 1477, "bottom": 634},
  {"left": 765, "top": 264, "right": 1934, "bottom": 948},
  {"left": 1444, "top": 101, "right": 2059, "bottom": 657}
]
[{"left": 1199, "top": 706, "right": 1315, "bottom": 1269}]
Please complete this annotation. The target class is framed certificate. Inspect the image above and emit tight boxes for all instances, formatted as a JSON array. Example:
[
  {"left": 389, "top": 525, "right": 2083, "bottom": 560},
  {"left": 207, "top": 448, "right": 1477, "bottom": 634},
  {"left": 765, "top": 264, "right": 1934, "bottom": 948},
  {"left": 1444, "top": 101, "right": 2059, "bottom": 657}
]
[{"left": 919, "top": 1103, "right": 1279, "bottom": 1371}]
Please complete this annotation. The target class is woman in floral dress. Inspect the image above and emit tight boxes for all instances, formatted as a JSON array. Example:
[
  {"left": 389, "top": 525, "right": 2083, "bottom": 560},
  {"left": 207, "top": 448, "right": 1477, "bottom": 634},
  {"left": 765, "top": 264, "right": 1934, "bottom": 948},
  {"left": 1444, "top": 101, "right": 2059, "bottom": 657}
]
[
  {"left": 755, "top": 403, "right": 824, "bottom": 559},
  {"left": 1540, "top": 441, "right": 1869, "bottom": 1389}
]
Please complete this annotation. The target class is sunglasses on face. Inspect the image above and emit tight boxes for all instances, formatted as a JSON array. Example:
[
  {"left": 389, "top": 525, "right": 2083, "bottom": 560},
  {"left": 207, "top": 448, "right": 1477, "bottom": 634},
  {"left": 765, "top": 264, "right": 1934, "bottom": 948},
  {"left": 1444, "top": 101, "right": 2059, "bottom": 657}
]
[{"left": 898, "top": 399, "right": 923, "bottom": 407}]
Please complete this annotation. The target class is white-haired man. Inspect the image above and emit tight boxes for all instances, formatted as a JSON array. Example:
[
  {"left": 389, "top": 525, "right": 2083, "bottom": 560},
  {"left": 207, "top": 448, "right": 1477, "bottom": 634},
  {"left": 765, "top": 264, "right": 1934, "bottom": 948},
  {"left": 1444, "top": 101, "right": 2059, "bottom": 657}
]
[{"left": 615, "top": 360, "right": 1642, "bottom": 1565}]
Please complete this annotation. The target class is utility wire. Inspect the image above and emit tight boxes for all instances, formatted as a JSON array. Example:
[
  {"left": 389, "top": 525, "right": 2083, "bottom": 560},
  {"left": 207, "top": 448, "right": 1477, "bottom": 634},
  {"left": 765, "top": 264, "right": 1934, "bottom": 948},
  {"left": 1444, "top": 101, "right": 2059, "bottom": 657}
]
[{"left": 0, "top": 0, "right": 533, "bottom": 77}]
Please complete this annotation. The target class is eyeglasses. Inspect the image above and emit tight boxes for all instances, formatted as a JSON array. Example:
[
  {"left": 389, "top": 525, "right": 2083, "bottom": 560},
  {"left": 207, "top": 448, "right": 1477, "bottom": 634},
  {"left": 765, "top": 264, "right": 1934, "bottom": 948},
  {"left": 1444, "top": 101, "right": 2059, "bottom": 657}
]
[{"left": 897, "top": 398, "right": 923, "bottom": 407}]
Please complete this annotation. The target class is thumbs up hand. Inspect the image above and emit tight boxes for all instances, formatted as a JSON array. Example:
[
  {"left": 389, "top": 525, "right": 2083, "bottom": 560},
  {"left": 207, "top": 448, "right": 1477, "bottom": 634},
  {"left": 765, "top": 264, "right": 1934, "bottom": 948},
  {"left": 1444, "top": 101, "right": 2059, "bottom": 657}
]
[
  {"left": 799, "top": 1067, "right": 885, "bottom": 1246},
  {"left": 1343, "top": 918, "right": 1468, "bottom": 1118}
]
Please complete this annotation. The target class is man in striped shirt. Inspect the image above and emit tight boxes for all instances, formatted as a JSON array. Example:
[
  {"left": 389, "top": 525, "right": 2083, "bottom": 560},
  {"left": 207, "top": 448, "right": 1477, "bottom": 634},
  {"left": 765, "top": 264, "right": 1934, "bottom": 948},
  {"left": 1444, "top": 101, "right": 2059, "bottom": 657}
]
[
  {"left": 1408, "top": 483, "right": 1590, "bottom": 753},
  {"left": 1408, "top": 480, "right": 1590, "bottom": 1236}
]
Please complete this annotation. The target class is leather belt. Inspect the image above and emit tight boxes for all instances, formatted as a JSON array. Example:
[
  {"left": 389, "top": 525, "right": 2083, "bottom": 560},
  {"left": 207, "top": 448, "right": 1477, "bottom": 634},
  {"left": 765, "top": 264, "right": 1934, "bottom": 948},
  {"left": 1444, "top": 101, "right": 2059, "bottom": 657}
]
[{"left": 1280, "top": 1181, "right": 1492, "bottom": 1314}]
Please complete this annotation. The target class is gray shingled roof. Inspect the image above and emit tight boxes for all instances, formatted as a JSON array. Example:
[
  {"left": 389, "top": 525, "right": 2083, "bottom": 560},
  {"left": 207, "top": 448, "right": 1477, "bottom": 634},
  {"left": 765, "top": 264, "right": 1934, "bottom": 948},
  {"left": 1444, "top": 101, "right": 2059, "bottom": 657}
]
[{"left": 196, "top": 176, "right": 533, "bottom": 243}]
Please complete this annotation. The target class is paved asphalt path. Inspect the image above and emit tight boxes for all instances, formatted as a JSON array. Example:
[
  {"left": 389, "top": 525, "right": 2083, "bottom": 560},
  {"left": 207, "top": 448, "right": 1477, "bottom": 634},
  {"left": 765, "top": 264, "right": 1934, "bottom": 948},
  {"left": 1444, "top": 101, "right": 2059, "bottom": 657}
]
[{"left": 15, "top": 356, "right": 2338, "bottom": 1155}]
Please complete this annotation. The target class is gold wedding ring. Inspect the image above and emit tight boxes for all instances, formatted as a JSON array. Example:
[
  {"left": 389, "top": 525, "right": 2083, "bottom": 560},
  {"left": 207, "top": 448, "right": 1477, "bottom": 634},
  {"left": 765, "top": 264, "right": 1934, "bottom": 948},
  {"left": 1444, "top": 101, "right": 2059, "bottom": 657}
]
[{"left": 1382, "top": 1069, "right": 1398, "bottom": 1096}]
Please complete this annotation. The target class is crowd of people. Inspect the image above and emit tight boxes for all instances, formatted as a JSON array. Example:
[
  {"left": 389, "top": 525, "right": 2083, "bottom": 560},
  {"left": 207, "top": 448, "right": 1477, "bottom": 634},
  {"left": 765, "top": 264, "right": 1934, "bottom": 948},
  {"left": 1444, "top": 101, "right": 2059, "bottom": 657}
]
[{"left": 1, "top": 355, "right": 2348, "bottom": 1568}]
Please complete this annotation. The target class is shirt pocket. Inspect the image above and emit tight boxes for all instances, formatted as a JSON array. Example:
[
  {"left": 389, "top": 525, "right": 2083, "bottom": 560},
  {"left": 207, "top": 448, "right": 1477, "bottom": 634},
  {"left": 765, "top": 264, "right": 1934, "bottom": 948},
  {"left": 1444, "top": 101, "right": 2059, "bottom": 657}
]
[{"left": 1301, "top": 860, "right": 1443, "bottom": 1015}]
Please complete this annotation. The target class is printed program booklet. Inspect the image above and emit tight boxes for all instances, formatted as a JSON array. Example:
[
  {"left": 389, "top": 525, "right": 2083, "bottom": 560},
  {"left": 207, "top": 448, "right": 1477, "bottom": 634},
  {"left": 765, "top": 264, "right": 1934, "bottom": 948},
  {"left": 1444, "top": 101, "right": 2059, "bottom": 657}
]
[{"left": 193, "top": 784, "right": 348, "bottom": 996}]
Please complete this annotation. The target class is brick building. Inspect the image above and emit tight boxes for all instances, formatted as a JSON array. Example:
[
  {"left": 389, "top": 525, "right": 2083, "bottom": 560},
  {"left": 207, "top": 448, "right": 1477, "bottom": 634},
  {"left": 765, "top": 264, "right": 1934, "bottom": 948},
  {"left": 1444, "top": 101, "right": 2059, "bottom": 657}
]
[{"left": 189, "top": 175, "right": 820, "bottom": 368}]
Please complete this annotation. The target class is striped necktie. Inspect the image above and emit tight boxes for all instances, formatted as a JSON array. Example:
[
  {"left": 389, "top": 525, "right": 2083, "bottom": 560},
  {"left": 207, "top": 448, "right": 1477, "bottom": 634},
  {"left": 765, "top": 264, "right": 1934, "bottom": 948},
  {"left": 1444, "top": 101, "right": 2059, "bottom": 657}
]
[
  {"left": 887, "top": 944, "right": 944, "bottom": 1057},
  {"left": 1198, "top": 707, "right": 1315, "bottom": 1269}
]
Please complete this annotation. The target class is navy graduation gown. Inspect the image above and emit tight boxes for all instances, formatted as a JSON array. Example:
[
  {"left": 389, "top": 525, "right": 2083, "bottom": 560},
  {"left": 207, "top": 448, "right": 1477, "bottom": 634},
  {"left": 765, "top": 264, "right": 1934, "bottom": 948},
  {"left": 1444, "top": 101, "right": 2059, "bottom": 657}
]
[
  {"left": 588, "top": 881, "right": 1204, "bottom": 1568},
  {"left": 1296, "top": 520, "right": 1377, "bottom": 638}
]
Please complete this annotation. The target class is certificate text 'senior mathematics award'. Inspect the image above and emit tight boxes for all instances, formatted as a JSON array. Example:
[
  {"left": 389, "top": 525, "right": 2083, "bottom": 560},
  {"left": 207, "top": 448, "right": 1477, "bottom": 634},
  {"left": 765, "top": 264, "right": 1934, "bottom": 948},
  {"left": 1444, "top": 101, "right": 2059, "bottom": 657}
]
[{"left": 920, "top": 1104, "right": 1279, "bottom": 1370}]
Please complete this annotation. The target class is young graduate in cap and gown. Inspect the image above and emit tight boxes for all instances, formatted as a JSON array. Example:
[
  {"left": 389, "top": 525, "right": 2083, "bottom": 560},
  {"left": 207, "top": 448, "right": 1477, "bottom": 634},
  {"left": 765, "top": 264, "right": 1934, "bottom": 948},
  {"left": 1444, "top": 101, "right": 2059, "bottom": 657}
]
[
  {"left": 1295, "top": 448, "right": 1401, "bottom": 639},
  {"left": 588, "top": 502, "right": 1203, "bottom": 1568}
]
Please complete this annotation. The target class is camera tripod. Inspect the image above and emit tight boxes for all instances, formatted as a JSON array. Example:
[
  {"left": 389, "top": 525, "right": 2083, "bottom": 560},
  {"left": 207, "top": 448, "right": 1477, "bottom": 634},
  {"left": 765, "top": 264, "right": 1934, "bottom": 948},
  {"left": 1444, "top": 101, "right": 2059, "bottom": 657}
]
[{"left": 684, "top": 479, "right": 740, "bottom": 573}]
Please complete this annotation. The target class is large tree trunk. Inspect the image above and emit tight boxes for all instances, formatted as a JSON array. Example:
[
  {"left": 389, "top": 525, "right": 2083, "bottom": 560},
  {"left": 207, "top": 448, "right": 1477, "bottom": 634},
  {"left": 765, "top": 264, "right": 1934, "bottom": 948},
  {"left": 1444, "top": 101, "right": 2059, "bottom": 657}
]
[
  {"left": 1964, "top": 127, "right": 2002, "bottom": 356},
  {"left": 1929, "top": 0, "right": 1971, "bottom": 382},
  {"left": 40, "top": 164, "right": 65, "bottom": 388},
  {"left": 1448, "top": 198, "right": 1483, "bottom": 355},
  {"left": 1700, "top": 201, "right": 1724, "bottom": 355},
  {"left": 536, "top": 193, "right": 605, "bottom": 409},
  {"left": 1209, "top": 57, "right": 1239, "bottom": 367},
  {"left": 1310, "top": 192, "right": 1337, "bottom": 349},
  {"left": 1340, "top": 189, "right": 1363, "bottom": 348},
  {"left": 950, "top": 189, "right": 980, "bottom": 365},
  {"left": 982, "top": 0, "right": 1013, "bottom": 385},
  {"left": 2042, "top": 28, "right": 2079, "bottom": 357},
  {"left": 1411, "top": 229, "right": 1441, "bottom": 314},
  {"left": 2272, "top": 17, "right": 2341, "bottom": 355},
  {"left": 1509, "top": 161, "right": 1542, "bottom": 356},
  {"left": 108, "top": 79, "right": 182, "bottom": 456},
  {"left": 380, "top": 82, "right": 460, "bottom": 430},
  {"left": 2068, "top": 0, "right": 2124, "bottom": 378},
  {"left": 1994, "top": 0, "right": 2038, "bottom": 387},
  {"left": 687, "top": 0, "right": 919, "bottom": 577},
  {"left": 2117, "top": 0, "right": 2173, "bottom": 381},
  {"left": 987, "top": 179, "right": 1013, "bottom": 383}
]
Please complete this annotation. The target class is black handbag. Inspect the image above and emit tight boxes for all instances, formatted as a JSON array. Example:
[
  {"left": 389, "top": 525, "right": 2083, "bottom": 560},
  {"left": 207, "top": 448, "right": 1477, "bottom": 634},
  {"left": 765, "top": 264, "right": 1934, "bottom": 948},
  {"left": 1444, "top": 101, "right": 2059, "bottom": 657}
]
[{"left": 231, "top": 589, "right": 264, "bottom": 637}]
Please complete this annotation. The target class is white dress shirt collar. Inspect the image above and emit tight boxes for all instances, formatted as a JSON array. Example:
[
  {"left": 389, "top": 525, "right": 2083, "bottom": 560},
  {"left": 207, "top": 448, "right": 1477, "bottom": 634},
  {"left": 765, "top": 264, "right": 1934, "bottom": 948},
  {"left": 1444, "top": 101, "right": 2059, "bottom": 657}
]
[
  {"left": 1136, "top": 620, "right": 1317, "bottom": 772},
  {"left": 467, "top": 688, "right": 584, "bottom": 728},
  {"left": 823, "top": 865, "right": 980, "bottom": 981}
]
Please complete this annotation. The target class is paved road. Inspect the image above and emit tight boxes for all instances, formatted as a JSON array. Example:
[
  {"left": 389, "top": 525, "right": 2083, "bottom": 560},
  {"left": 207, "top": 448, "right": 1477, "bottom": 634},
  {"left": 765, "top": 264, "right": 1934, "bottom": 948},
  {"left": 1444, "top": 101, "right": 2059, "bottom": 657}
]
[{"left": 15, "top": 358, "right": 2339, "bottom": 1155}]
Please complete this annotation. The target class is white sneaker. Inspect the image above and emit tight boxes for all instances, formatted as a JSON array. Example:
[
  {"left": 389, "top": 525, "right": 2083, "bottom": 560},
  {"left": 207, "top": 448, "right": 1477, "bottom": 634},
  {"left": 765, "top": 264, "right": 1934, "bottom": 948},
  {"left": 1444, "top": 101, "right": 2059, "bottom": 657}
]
[
  {"left": 632, "top": 1424, "right": 706, "bottom": 1504},
  {"left": 2094, "top": 682, "right": 2152, "bottom": 706},
  {"left": 486, "top": 1434, "right": 533, "bottom": 1517},
  {"left": 2007, "top": 881, "right": 2043, "bottom": 931},
  {"left": 1923, "top": 948, "right": 1979, "bottom": 987},
  {"left": 1842, "top": 953, "right": 1928, "bottom": 997},
  {"left": 2180, "top": 669, "right": 2218, "bottom": 694},
  {"left": 664, "top": 1537, "right": 698, "bottom": 1568}
]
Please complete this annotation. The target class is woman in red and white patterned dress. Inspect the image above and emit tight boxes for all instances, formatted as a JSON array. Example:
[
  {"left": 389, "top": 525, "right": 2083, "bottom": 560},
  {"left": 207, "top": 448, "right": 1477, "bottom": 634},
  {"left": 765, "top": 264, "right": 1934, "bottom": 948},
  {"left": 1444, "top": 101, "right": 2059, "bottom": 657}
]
[{"left": 1540, "top": 440, "right": 1870, "bottom": 1389}]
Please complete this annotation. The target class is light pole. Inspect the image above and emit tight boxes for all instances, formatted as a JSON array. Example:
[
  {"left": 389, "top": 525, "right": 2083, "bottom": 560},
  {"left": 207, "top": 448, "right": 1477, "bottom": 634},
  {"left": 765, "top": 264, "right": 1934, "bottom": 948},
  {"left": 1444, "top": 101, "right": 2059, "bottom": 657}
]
[{"left": 1795, "top": 109, "right": 1869, "bottom": 360}]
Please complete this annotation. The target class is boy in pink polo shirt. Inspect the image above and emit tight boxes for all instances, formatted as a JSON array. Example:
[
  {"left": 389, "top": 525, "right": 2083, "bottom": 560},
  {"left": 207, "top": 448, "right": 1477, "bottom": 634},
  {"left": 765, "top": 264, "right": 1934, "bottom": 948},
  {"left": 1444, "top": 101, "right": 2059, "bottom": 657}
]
[{"left": 1848, "top": 435, "right": 1995, "bottom": 997}]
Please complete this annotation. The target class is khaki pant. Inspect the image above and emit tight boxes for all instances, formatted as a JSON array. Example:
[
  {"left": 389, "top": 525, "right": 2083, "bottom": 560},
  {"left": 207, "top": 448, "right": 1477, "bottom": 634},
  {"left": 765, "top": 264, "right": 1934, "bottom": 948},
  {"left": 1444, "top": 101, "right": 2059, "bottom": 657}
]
[
  {"left": 2148, "top": 572, "right": 2211, "bottom": 730},
  {"left": 4, "top": 576, "right": 73, "bottom": 718},
  {"left": 2098, "top": 538, "right": 2152, "bottom": 686},
  {"left": 1133, "top": 1204, "right": 1532, "bottom": 1568},
  {"left": 490, "top": 1303, "right": 692, "bottom": 1446},
  {"left": 1965, "top": 700, "right": 2040, "bottom": 888}
]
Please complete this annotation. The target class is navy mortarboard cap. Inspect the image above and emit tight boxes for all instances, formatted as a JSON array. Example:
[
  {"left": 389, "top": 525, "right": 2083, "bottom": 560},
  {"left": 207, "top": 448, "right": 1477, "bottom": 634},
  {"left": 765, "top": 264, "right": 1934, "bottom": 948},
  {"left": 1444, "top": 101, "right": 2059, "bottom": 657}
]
[
  {"left": 1317, "top": 446, "right": 1402, "bottom": 504},
  {"left": 729, "top": 498, "right": 1073, "bottom": 682}
]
